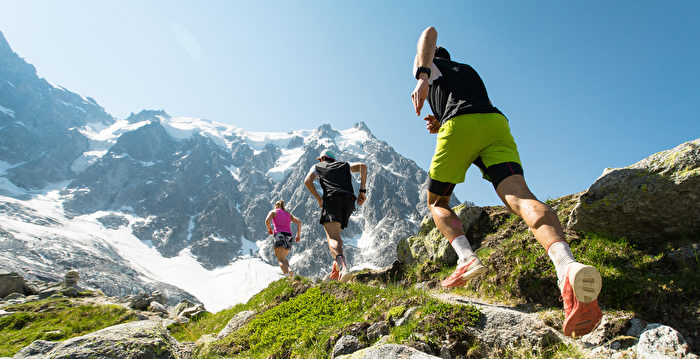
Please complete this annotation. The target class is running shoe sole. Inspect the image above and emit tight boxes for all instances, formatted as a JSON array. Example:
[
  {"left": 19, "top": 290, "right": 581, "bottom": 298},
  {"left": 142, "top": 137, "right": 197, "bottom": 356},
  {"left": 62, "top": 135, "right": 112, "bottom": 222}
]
[
  {"left": 339, "top": 269, "right": 353, "bottom": 283},
  {"left": 563, "top": 263, "right": 603, "bottom": 337},
  {"left": 441, "top": 260, "right": 487, "bottom": 288}
]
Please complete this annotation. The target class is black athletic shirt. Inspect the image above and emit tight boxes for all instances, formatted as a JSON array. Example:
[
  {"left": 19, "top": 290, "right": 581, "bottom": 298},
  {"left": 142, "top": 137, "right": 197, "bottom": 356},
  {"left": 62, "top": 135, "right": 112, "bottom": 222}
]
[
  {"left": 428, "top": 58, "right": 503, "bottom": 126},
  {"left": 313, "top": 161, "right": 356, "bottom": 199}
]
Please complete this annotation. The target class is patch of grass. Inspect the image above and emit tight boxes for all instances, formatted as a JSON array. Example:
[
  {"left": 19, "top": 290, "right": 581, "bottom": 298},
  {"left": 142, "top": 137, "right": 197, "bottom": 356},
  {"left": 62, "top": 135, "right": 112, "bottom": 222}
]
[
  {"left": 0, "top": 298, "right": 137, "bottom": 357},
  {"left": 573, "top": 233, "right": 699, "bottom": 313},
  {"left": 169, "top": 277, "right": 299, "bottom": 342},
  {"left": 192, "top": 279, "right": 430, "bottom": 358}
]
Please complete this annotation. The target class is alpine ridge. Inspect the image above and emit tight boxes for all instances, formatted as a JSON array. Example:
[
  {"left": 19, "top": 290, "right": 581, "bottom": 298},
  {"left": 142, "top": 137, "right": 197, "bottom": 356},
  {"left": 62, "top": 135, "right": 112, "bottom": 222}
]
[{"left": 0, "top": 30, "right": 458, "bottom": 309}]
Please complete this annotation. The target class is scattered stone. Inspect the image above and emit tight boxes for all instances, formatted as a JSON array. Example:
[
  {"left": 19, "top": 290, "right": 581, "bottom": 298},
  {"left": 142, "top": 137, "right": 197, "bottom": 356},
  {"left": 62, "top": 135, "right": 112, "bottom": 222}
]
[
  {"left": 173, "top": 299, "right": 195, "bottom": 317},
  {"left": 179, "top": 304, "right": 207, "bottom": 319},
  {"left": 395, "top": 307, "right": 418, "bottom": 327},
  {"left": 216, "top": 310, "right": 256, "bottom": 339},
  {"left": 366, "top": 321, "right": 390, "bottom": 342},
  {"left": 13, "top": 321, "right": 180, "bottom": 359},
  {"left": 38, "top": 288, "right": 60, "bottom": 300},
  {"left": 332, "top": 335, "right": 363, "bottom": 358},
  {"left": 0, "top": 272, "right": 25, "bottom": 298},
  {"left": 634, "top": 324, "right": 698, "bottom": 359},
  {"left": 335, "top": 343, "right": 440, "bottom": 359},
  {"left": 129, "top": 291, "right": 167, "bottom": 310},
  {"left": 64, "top": 270, "right": 80, "bottom": 288},
  {"left": 149, "top": 301, "right": 168, "bottom": 315},
  {"left": 61, "top": 287, "right": 79, "bottom": 297}
]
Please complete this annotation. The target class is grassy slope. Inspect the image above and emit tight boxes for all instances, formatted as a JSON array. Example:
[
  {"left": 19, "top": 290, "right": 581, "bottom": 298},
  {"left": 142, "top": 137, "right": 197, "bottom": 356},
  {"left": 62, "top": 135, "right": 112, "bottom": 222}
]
[
  {"left": 0, "top": 297, "right": 138, "bottom": 356},
  {"left": 2, "top": 194, "right": 696, "bottom": 358}
]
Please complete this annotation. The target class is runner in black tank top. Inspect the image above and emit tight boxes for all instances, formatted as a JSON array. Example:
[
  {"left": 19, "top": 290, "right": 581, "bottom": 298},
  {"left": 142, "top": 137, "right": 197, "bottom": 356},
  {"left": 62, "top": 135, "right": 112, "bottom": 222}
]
[{"left": 304, "top": 149, "right": 367, "bottom": 283}]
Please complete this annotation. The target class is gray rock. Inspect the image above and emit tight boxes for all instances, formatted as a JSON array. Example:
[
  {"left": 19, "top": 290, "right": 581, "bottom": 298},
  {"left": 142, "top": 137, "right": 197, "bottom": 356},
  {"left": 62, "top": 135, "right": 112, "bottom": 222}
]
[
  {"left": 569, "top": 139, "right": 700, "bottom": 246},
  {"left": 149, "top": 301, "right": 168, "bottom": 315},
  {"left": 61, "top": 287, "right": 79, "bottom": 297},
  {"left": 173, "top": 299, "right": 196, "bottom": 317},
  {"left": 335, "top": 343, "right": 440, "bottom": 359},
  {"left": 395, "top": 307, "right": 418, "bottom": 327},
  {"left": 332, "top": 335, "right": 363, "bottom": 358},
  {"left": 64, "top": 270, "right": 79, "bottom": 288},
  {"left": 216, "top": 310, "right": 255, "bottom": 339},
  {"left": 130, "top": 291, "right": 167, "bottom": 310},
  {"left": 634, "top": 324, "right": 698, "bottom": 359},
  {"left": 179, "top": 305, "right": 207, "bottom": 319},
  {"left": 397, "top": 204, "right": 483, "bottom": 266},
  {"left": 38, "top": 288, "right": 59, "bottom": 300},
  {"left": 13, "top": 321, "right": 180, "bottom": 358},
  {"left": 366, "top": 321, "right": 390, "bottom": 342},
  {"left": 435, "top": 294, "right": 561, "bottom": 349},
  {"left": 0, "top": 272, "right": 25, "bottom": 298}
]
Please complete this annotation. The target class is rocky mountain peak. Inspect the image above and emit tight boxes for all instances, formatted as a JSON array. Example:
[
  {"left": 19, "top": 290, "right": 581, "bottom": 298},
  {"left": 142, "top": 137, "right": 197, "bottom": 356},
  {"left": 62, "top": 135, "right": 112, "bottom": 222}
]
[{"left": 126, "top": 109, "right": 169, "bottom": 124}]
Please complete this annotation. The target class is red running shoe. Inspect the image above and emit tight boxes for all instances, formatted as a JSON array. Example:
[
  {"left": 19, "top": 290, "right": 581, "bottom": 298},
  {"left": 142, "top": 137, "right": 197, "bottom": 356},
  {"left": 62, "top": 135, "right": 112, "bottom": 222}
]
[
  {"left": 561, "top": 262, "right": 603, "bottom": 337},
  {"left": 440, "top": 256, "right": 487, "bottom": 288}
]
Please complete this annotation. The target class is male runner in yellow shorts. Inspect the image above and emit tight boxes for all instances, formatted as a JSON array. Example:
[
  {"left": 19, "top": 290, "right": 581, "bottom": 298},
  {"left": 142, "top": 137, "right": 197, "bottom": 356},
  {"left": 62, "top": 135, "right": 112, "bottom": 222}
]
[{"left": 411, "top": 26, "right": 602, "bottom": 337}]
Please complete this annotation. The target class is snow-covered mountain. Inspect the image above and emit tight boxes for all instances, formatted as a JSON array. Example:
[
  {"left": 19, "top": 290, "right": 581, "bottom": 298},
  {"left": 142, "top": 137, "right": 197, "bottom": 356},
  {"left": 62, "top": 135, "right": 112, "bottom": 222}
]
[{"left": 0, "top": 30, "right": 458, "bottom": 310}]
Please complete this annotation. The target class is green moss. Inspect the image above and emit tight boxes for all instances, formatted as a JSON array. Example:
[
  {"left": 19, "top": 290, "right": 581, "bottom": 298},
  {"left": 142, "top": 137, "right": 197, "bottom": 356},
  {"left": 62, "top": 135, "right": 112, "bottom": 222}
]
[{"left": 0, "top": 298, "right": 137, "bottom": 356}]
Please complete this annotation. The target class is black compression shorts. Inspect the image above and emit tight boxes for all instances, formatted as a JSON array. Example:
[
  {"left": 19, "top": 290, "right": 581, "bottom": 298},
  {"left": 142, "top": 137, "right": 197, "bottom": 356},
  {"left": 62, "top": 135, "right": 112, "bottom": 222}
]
[
  {"left": 320, "top": 195, "right": 355, "bottom": 229},
  {"left": 428, "top": 161, "right": 524, "bottom": 196}
]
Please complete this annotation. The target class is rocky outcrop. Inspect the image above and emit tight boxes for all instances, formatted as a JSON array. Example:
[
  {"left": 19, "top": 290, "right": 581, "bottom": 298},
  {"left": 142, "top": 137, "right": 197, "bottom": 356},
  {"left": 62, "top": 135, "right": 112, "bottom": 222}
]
[
  {"left": 216, "top": 310, "right": 256, "bottom": 339},
  {"left": 397, "top": 204, "right": 484, "bottom": 266},
  {"left": 12, "top": 321, "right": 181, "bottom": 359},
  {"left": 0, "top": 272, "right": 25, "bottom": 298},
  {"left": 435, "top": 293, "right": 561, "bottom": 350},
  {"left": 568, "top": 139, "right": 700, "bottom": 247}
]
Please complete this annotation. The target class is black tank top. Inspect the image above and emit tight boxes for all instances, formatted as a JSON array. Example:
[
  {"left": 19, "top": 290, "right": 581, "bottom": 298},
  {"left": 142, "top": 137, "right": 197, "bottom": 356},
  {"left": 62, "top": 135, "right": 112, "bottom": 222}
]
[
  {"left": 314, "top": 161, "right": 355, "bottom": 199},
  {"left": 429, "top": 58, "right": 503, "bottom": 126}
]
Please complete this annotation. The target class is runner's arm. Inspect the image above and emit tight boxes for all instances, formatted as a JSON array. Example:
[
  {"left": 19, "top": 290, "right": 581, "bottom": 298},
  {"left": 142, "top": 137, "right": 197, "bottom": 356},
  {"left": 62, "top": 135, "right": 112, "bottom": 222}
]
[
  {"left": 264, "top": 210, "right": 275, "bottom": 234},
  {"left": 290, "top": 215, "right": 302, "bottom": 241},
  {"left": 304, "top": 171, "right": 323, "bottom": 208},
  {"left": 412, "top": 26, "right": 437, "bottom": 116},
  {"left": 350, "top": 162, "right": 367, "bottom": 205}
]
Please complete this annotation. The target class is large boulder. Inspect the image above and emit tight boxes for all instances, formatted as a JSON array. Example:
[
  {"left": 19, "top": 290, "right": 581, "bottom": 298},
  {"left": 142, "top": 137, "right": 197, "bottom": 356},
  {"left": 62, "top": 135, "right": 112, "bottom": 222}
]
[
  {"left": 0, "top": 272, "right": 25, "bottom": 298},
  {"left": 634, "top": 324, "right": 698, "bottom": 359},
  {"left": 13, "top": 321, "right": 180, "bottom": 358},
  {"left": 397, "top": 204, "right": 484, "bottom": 265},
  {"left": 568, "top": 139, "right": 700, "bottom": 247}
]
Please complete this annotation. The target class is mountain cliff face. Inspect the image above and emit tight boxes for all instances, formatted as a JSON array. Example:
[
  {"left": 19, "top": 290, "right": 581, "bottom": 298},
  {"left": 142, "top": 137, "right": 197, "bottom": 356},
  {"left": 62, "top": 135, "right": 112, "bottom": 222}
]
[{"left": 0, "top": 30, "right": 458, "bottom": 302}]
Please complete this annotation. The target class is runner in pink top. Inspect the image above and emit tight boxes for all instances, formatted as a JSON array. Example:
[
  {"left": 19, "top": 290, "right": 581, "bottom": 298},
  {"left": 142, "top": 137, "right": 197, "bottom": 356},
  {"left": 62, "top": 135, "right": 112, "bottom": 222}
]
[
  {"left": 272, "top": 208, "right": 292, "bottom": 234},
  {"left": 264, "top": 200, "right": 302, "bottom": 277}
]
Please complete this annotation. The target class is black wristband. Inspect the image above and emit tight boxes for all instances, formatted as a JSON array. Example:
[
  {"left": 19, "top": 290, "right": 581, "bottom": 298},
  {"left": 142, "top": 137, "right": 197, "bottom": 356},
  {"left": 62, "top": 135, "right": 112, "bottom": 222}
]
[
  {"left": 359, "top": 189, "right": 367, "bottom": 193},
  {"left": 415, "top": 66, "right": 431, "bottom": 80}
]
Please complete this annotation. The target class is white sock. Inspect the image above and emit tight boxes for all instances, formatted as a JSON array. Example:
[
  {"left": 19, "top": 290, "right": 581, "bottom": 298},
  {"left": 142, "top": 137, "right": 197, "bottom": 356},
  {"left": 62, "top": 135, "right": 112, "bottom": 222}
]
[
  {"left": 547, "top": 241, "right": 575, "bottom": 284},
  {"left": 451, "top": 235, "right": 476, "bottom": 263}
]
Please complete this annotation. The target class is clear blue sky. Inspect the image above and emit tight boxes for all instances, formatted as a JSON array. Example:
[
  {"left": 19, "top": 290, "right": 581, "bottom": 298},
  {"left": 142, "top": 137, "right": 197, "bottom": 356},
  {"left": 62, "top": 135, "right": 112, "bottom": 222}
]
[{"left": 1, "top": 1, "right": 698, "bottom": 205}]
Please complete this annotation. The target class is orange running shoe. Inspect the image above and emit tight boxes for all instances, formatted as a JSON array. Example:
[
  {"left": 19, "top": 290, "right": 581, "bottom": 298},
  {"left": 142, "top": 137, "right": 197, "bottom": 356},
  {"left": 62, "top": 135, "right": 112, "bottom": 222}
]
[
  {"left": 561, "top": 263, "right": 603, "bottom": 337},
  {"left": 440, "top": 256, "right": 487, "bottom": 288},
  {"left": 329, "top": 262, "right": 339, "bottom": 281}
]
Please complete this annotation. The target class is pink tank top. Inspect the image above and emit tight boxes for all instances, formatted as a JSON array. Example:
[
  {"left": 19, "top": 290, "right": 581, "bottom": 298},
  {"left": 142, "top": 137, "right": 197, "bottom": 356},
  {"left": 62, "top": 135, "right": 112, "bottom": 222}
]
[{"left": 272, "top": 209, "right": 292, "bottom": 234}]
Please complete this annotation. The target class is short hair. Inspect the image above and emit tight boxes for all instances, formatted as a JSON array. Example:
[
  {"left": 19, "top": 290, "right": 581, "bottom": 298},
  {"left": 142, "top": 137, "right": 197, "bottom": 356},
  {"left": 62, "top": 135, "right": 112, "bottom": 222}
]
[{"left": 434, "top": 46, "right": 451, "bottom": 60}]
